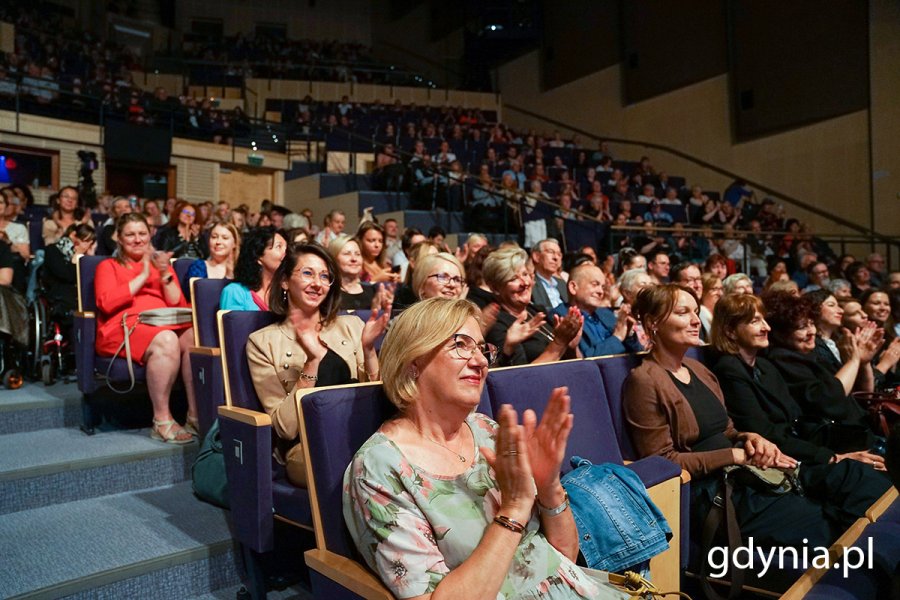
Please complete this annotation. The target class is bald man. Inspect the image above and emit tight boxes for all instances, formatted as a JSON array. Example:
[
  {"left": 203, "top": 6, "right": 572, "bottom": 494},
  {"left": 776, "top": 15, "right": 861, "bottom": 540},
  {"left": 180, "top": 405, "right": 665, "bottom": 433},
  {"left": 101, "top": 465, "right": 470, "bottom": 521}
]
[{"left": 553, "top": 263, "right": 642, "bottom": 357}]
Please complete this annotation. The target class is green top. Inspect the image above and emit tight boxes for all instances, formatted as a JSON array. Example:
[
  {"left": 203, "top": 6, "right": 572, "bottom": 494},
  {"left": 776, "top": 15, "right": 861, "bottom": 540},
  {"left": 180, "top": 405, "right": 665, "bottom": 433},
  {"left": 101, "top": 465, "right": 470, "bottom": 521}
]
[{"left": 343, "top": 412, "right": 601, "bottom": 599}]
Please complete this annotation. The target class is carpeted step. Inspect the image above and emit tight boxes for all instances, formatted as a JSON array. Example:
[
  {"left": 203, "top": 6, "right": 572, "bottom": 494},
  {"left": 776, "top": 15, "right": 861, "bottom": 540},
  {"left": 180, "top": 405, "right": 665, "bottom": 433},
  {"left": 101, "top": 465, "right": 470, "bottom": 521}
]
[
  {"left": 0, "top": 481, "right": 240, "bottom": 599},
  {"left": 0, "top": 382, "right": 81, "bottom": 435},
  {"left": 0, "top": 427, "right": 198, "bottom": 515}
]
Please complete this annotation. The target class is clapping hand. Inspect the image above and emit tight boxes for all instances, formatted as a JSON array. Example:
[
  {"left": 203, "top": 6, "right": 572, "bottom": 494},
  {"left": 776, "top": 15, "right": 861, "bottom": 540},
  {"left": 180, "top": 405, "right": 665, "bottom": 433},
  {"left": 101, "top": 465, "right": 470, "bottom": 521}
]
[
  {"left": 361, "top": 287, "right": 392, "bottom": 352},
  {"left": 505, "top": 312, "right": 546, "bottom": 350},
  {"left": 855, "top": 322, "right": 884, "bottom": 364},
  {"left": 149, "top": 249, "right": 172, "bottom": 273},
  {"left": 552, "top": 307, "right": 583, "bottom": 348},
  {"left": 481, "top": 404, "right": 537, "bottom": 524},
  {"left": 523, "top": 387, "right": 574, "bottom": 498}
]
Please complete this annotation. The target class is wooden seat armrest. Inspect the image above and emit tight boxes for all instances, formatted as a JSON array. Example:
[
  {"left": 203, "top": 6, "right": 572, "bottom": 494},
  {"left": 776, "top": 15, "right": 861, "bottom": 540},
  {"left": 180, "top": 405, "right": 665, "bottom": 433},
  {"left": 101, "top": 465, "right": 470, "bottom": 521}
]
[
  {"left": 304, "top": 549, "right": 394, "bottom": 600},
  {"left": 75, "top": 311, "right": 95, "bottom": 318},
  {"left": 217, "top": 405, "right": 272, "bottom": 427},
  {"left": 680, "top": 469, "right": 691, "bottom": 484},
  {"left": 189, "top": 346, "right": 221, "bottom": 356},
  {"left": 865, "top": 486, "right": 898, "bottom": 522}
]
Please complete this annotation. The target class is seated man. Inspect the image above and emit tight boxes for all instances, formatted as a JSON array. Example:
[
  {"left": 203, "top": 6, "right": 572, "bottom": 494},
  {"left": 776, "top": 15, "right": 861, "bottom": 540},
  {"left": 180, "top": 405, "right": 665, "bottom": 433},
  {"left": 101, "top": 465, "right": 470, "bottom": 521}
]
[
  {"left": 530, "top": 238, "right": 567, "bottom": 313},
  {"left": 553, "top": 262, "right": 641, "bottom": 357}
]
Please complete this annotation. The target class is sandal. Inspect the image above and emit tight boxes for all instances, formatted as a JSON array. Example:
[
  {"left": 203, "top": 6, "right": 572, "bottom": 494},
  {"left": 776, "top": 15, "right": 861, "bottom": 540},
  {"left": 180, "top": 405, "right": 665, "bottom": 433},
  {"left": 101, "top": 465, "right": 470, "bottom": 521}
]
[
  {"left": 151, "top": 419, "right": 194, "bottom": 445},
  {"left": 184, "top": 415, "right": 200, "bottom": 437}
]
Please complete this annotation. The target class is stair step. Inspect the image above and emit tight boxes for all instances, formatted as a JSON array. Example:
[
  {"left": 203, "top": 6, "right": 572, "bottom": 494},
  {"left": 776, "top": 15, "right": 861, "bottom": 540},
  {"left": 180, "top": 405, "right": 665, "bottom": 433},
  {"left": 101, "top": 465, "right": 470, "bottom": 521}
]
[
  {"left": 0, "top": 482, "right": 239, "bottom": 599},
  {"left": 357, "top": 190, "right": 410, "bottom": 215},
  {"left": 191, "top": 583, "right": 313, "bottom": 600},
  {"left": 0, "top": 382, "right": 81, "bottom": 435},
  {"left": 0, "top": 427, "right": 197, "bottom": 515}
]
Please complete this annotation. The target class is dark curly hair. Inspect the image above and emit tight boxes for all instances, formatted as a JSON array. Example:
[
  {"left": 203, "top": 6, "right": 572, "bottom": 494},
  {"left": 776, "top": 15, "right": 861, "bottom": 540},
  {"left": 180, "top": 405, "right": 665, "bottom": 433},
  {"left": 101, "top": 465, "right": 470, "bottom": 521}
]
[
  {"left": 233, "top": 227, "right": 280, "bottom": 291},
  {"left": 761, "top": 291, "right": 814, "bottom": 347},
  {"left": 804, "top": 288, "right": 833, "bottom": 323}
]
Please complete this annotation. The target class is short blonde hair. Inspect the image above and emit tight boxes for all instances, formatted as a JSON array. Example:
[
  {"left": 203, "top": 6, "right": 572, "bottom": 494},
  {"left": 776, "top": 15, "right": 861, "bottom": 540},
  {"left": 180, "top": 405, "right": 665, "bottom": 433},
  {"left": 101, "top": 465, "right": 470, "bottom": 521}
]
[
  {"left": 380, "top": 298, "right": 481, "bottom": 410},
  {"left": 326, "top": 233, "right": 358, "bottom": 261},
  {"left": 413, "top": 252, "right": 466, "bottom": 299},
  {"left": 482, "top": 247, "right": 528, "bottom": 293}
]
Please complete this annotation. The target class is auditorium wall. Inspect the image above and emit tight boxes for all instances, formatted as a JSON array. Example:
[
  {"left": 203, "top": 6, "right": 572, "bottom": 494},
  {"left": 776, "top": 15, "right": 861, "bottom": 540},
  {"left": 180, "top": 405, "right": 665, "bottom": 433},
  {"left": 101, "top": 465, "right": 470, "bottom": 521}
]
[
  {"left": 871, "top": 0, "right": 900, "bottom": 249},
  {"left": 175, "top": 0, "right": 372, "bottom": 43},
  {"left": 497, "top": 51, "right": 895, "bottom": 259},
  {"left": 370, "top": 1, "right": 465, "bottom": 90}
]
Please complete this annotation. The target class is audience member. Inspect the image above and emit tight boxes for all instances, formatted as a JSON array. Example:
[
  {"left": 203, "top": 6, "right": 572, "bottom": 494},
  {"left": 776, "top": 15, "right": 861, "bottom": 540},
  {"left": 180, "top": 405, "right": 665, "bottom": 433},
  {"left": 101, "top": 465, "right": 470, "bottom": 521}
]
[
  {"left": 94, "top": 213, "right": 196, "bottom": 443},
  {"left": 314, "top": 209, "right": 346, "bottom": 246},
  {"left": 182, "top": 221, "right": 240, "bottom": 298},
  {"left": 344, "top": 298, "right": 613, "bottom": 598},
  {"left": 560, "top": 262, "right": 640, "bottom": 357},
  {"left": 412, "top": 252, "right": 466, "bottom": 301},
  {"left": 247, "top": 243, "right": 388, "bottom": 486},
  {"left": 327, "top": 234, "right": 374, "bottom": 311},
  {"left": 624, "top": 284, "right": 879, "bottom": 579},
  {"left": 42, "top": 222, "right": 95, "bottom": 328},
  {"left": 220, "top": 227, "right": 286, "bottom": 311},
  {"left": 482, "top": 246, "right": 582, "bottom": 366},
  {"left": 155, "top": 201, "right": 205, "bottom": 259},
  {"left": 530, "top": 239, "right": 567, "bottom": 313}
]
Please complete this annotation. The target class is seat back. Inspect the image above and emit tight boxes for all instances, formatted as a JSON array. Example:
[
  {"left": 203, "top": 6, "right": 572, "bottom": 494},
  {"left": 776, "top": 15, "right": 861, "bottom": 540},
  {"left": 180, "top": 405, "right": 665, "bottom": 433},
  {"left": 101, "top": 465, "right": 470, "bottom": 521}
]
[
  {"left": 191, "top": 278, "right": 230, "bottom": 347},
  {"left": 76, "top": 255, "right": 108, "bottom": 312},
  {"left": 299, "top": 381, "right": 492, "bottom": 558},
  {"left": 172, "top": 257, "right": 195, "bottom": 292},
  {"left": 485, "top": 360, "right": 622, "bottom": 471},
  {"left": 218, "top": 310, "right": 279, "bottom": 410},
  {"left": 28, "top": 220, "right": 45, "bottom": 251},
  {"left": 591, "top": 353, "right": 644, "bottom": 461},
  {"left": 300, "top": 383, "right": 398, "bottom": 557}
]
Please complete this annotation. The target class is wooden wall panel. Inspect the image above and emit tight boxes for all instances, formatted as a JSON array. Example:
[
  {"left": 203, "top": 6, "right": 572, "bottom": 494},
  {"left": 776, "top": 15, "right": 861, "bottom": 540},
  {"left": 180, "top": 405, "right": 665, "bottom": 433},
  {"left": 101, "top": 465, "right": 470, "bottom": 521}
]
[{"left": 218, "top": 168, "right": 273, "bottom": 211}]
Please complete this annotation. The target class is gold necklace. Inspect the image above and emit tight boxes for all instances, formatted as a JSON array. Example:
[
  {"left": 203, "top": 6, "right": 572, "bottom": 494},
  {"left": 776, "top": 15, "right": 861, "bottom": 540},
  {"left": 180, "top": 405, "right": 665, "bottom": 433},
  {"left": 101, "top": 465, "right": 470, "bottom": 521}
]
[{"left": 414, "top": 423, "right": 467, "bottom": 463}]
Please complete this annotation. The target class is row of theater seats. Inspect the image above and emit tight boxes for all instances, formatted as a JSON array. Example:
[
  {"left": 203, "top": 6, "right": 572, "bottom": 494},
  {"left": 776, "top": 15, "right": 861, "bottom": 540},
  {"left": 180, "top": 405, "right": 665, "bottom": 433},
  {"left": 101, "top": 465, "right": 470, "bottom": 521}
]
[{"left": 72, "top": 255, "right": 899, "bottom": 599}]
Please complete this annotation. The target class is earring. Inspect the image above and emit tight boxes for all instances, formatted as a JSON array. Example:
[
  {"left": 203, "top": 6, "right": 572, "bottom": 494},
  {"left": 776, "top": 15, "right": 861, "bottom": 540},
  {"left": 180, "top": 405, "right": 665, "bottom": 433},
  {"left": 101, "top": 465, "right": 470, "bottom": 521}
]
[{"left": 283, "top": 289, "right": 288, "bottom": 302}]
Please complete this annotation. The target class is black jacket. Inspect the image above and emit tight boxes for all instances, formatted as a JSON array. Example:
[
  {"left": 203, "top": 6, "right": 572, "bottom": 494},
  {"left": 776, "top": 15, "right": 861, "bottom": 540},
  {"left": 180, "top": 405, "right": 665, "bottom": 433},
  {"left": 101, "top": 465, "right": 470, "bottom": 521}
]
[
  {"left": 714, "top": 354, "right": 834, "bottom": 464},
  {"left": 765, "top": 346, "right": 869, "bottom": 427}
]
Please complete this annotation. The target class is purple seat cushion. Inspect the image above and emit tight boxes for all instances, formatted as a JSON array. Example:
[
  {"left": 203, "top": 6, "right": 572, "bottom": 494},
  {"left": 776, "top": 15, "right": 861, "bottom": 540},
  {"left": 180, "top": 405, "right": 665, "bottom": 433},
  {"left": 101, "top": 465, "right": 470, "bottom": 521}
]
[
  {"left": 95, "top": 356, "right": 146, "bottom": 382},
  {"left": 273, "top": 478, "right": 313, "bottom": 527}
]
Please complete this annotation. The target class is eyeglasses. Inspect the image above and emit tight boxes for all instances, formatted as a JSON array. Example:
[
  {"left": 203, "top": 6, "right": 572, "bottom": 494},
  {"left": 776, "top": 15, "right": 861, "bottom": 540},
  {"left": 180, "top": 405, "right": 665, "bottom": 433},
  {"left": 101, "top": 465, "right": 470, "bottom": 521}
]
[
  {"left": 428, "top": 273, "right": 463, "bottom": 286},
  {"left": 449, "top": 333, "right": 497, "bottom": 366},
  {"left": 181, "top": 210, "right": 196, "bottom": 217},
  {"left": 294, "top": 267, "right": 334, "bottom": 286}
]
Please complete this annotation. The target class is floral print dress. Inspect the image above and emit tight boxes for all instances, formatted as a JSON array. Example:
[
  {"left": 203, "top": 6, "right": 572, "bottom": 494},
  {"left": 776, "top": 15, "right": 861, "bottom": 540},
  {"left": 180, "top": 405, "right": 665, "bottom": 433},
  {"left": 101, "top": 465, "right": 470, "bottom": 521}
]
[{"left": 343, "top": 413, "right": 604, "bottom": 599}]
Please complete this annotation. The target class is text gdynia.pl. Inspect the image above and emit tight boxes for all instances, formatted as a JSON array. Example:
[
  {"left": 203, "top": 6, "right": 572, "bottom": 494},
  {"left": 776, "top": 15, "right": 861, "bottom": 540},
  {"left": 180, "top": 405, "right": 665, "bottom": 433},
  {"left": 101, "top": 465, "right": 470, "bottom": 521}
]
[{"left": 707, "top": 537, "right": 873, "bottom": 579}]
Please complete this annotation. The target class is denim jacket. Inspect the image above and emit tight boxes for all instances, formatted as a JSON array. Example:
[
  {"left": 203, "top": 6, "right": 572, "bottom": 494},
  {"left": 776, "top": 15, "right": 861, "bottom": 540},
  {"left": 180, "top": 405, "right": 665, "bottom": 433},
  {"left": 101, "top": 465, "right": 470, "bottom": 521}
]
[{"left": 561, "top": 456, "right": 671, "bottom": 572}]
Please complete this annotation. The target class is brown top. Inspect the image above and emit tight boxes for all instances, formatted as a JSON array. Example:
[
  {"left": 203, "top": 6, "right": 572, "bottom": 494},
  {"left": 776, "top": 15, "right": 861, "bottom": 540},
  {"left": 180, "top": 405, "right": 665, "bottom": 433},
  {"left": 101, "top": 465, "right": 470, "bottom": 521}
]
[{"left": 623, "top": 355, "right": 740, "bottom": 478}]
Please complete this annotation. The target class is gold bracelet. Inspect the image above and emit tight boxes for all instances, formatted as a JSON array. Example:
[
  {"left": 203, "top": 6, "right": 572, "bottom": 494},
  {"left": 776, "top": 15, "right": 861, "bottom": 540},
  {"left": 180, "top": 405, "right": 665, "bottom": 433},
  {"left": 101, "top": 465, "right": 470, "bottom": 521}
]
[{"left": 493, "top": 515, "right": 526, "bottom": 534}]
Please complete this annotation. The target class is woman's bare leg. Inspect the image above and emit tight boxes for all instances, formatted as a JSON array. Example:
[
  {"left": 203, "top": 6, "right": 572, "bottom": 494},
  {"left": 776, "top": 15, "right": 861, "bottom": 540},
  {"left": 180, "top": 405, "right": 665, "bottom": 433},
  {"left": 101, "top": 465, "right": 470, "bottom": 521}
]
[
  {"left": 178, "top": 328, "right": 197, "bottom": 420},
  {"left": 143, "top": 330, "right": 182, "bottom": 424}
]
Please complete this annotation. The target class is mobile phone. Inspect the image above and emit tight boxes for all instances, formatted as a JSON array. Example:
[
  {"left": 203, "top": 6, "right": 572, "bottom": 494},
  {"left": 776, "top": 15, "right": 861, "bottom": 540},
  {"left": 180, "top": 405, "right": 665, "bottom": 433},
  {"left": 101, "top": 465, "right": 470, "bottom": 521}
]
[{"left": 391, "top": 265, "right": 401, "bottom": 273}]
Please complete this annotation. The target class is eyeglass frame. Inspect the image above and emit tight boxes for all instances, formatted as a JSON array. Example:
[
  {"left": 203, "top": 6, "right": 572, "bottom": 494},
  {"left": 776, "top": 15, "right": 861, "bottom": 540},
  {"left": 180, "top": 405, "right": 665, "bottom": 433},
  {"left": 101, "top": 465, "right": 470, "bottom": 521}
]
[
  {"left": 449, "top": 333, "right": 497, "bottom": 366},
  {"left": 427, "top": 272, "right": 464, "bottom": 286},
  {"left": 292, "top": 266, "right": 335, "bottom": 287}
]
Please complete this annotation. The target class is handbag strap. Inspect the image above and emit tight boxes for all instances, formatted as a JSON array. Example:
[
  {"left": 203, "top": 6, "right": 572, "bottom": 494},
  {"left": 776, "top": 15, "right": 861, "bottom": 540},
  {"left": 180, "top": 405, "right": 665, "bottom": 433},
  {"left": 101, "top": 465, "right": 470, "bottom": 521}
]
[
  {"left": 105, "top": 313, "right": 138, "bottom": 394},
  {"left": 700, "top": 477, "right": 743, "bottom": 600}
]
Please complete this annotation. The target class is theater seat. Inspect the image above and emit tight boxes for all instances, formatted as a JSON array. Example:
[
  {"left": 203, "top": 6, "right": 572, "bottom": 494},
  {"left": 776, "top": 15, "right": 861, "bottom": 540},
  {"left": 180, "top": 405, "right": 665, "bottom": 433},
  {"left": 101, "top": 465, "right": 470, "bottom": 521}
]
[
  {"left": 74, "top": 255, "right": 147, "bottom": 433},
  {"left": 484, "top": 359, "right": 684, "bottom": 593},
  {"left": 298, "top": 378, "right": 490, "bottom": 598},
  {"left": 188, "top": 277, "right": 230, "bottom": 437}
]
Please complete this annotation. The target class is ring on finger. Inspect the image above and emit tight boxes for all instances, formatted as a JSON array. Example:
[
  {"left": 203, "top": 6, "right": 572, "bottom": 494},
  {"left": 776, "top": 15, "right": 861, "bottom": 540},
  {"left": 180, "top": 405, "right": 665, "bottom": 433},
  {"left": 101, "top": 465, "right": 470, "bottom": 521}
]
[{"left": 503, "top": 450, "right": 519, "bottom": 456}]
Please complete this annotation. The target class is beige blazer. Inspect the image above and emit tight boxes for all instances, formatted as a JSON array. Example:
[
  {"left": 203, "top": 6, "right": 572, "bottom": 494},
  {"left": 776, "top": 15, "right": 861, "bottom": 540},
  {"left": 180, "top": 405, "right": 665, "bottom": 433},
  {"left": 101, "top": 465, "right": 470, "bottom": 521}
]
[{"left": 246, "top": 315, "right": 367, "bottom": 442}]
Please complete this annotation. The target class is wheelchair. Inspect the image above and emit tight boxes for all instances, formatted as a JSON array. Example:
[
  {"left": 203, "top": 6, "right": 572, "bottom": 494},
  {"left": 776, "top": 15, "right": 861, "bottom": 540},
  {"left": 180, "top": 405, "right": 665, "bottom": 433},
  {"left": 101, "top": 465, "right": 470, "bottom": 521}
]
[
  {"left": 0, "top": 284, "right": 28, "bottom": 389},
  {"left": 22, "top": 254, "right": 75, "bottom": 386}
]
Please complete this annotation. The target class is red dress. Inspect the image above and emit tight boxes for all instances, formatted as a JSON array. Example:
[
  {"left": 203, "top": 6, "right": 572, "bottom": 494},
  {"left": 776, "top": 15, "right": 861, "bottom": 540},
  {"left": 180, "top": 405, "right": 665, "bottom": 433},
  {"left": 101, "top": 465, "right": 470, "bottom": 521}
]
[{"left": 95, "top": 258, "right": 190, "bottom": 364}]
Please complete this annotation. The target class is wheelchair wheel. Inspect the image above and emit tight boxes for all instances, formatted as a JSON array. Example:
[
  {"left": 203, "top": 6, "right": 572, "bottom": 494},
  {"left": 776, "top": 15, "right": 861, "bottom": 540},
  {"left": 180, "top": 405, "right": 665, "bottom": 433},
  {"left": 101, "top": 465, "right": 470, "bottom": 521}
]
[
  {"left": 3, "top": 369, "right": 23, "bottom": 389},
  {"left": 41, "top": 361, "right": 54, "bottom": 386}
]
